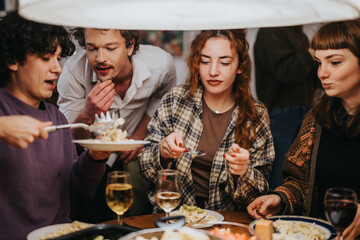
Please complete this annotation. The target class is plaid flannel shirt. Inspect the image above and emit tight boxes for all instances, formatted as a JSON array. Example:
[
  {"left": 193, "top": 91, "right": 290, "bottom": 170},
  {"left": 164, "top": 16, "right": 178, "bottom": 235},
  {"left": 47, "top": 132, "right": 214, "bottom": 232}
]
[{"left": 139, "top": 85, "right": 274, "bottom": 211}]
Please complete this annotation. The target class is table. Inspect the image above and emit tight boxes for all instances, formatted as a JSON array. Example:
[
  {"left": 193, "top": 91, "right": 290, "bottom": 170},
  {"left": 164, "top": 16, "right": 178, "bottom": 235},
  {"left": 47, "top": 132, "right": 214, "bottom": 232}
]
[{"left": 104, "top": 211, "right": 254, "bottom": 229}]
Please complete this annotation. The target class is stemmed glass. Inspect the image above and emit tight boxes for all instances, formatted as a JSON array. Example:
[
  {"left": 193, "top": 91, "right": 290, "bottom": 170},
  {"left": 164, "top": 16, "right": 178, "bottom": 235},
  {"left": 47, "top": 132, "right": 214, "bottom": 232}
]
[
  {"left": 155, "top": 169, "right": 181, "bottom": 218},
  {"left": 105, "top": 171, "right": 133, "bottom": 225},
  {"left": 324, "top": 187, "right": 358, "bottom": 240}
]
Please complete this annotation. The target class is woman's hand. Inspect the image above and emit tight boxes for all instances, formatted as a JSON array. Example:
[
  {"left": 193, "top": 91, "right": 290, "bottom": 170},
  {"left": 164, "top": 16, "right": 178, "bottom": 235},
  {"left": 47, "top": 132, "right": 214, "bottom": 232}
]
[
  {"left": 0, "top": 115, "right": 52, "bottom": 149},
  {"left": 342, "top": 203, "right": 360, "bottom": 240},
  {"left": 247, "top": 194, "right": 283, "bottom": 219},
  {"left": 224, "top": 143, "right": 250, "bottom": 176},
  {"left": 160, "top": 132, "right": 186, "bottom": 159}
]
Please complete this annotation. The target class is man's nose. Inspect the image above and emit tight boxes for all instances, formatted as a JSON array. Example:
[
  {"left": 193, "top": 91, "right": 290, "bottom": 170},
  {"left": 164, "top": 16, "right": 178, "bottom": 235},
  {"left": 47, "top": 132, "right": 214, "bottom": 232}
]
[{"left": 96, "top": 48, "right": 105, "bottom": 63}]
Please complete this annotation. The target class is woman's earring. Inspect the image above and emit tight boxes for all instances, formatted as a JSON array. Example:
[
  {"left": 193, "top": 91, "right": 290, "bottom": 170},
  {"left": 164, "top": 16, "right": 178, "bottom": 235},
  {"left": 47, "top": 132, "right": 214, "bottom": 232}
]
[{"left": 9, "top": 65, "right": 17, "bottom": 71}]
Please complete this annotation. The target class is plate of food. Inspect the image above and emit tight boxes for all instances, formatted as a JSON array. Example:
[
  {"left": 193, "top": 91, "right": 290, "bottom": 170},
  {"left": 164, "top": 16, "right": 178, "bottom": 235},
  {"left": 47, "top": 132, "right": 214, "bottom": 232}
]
[
  {"left": 248, "top": 215, "right": 337, "bottom": 240},
  {"left": 120, "top": 226, "right": 222, "bottom": 240},
  {"left": 72, "top": 139, "right": 150, "bottom": 151},
  {"left": 170, "top": 204, "right": 224, "bottom": 227},
  {"left": 205, "top": 221, "right": 251, "bottom": 240},
  {"left": 27, "top": 221, "right": 94, "bottom": 240}
]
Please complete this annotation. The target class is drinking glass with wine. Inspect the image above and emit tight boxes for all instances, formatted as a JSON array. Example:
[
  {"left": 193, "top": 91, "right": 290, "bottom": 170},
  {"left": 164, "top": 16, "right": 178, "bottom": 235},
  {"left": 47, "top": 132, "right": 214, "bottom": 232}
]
[
  {"left": 324, "top": 187, "right": 358, "bottom": 240},
  {"left": 106, "top": 171, "right": 133, "bottom": 225},
  {"left": 155, "top": 169, "right": 181, "bottom": 218}
]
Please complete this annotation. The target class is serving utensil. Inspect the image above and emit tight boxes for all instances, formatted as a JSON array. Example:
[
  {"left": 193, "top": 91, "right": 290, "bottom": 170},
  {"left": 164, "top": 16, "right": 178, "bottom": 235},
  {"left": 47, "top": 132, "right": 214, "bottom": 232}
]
[{"left": 45, "top": 111, "right": 116, "bottom": 133}]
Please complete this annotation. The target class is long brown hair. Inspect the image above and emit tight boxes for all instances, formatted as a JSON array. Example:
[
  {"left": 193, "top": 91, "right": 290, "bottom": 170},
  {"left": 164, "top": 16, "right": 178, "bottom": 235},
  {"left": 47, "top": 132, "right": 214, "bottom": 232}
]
[
  {"left": 186, "top": 29, "right": 261, "bottom": 149},
  {"left": 311, "top": 20, "right": 360, "bottom": 136}
]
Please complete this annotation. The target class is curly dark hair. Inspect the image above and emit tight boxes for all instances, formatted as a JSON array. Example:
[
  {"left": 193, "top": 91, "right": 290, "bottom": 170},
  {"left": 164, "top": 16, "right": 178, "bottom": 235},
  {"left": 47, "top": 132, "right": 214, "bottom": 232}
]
[
  {"left": 0, "top": 11, "right": 75, "bottom": 87},
  {"left": 71, "top": 28, "right": 140, "bottom": 54}
]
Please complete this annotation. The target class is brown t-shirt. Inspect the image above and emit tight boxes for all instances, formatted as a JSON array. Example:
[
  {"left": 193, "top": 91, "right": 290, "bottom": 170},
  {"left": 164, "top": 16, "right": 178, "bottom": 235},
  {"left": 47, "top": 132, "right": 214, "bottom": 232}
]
[{"left": 192, "top": 98, "right": 236, "bottom": 198}]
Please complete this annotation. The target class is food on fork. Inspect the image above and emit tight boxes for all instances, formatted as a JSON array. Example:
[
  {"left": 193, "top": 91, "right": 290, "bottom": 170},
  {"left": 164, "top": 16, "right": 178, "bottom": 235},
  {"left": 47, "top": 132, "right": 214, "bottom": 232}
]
[{"left": 97, "top": 117, "right": 129, "bottom": 142}]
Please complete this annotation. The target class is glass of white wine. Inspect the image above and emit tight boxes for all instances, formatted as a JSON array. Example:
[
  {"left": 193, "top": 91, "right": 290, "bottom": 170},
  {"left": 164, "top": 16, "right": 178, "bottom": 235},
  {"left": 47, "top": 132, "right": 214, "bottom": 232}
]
[
  {"left": 105, "top": 171, "right": 133, "bottom": 225},
  {"left": 155, "top": 169, "right": 181, "bottom": 218}
]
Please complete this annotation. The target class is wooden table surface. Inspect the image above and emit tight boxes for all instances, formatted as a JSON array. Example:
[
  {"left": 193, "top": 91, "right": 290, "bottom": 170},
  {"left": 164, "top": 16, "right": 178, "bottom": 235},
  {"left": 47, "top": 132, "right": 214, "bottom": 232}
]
[{"left": 104, "top": 211, "right": 254, "bottom": 229}]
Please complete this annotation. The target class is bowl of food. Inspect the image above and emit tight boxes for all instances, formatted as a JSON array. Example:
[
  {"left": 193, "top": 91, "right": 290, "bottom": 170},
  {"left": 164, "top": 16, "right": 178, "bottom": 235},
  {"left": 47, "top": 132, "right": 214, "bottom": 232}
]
[
  {"left": 119, "top": 226, "right": 221, "bottom": 240},
  {"left": 120, "top": 215, "right": 221, "bottom": 240},
  {"left": 249, "top": 216, "right": 337, "bottom": 240},
  {"left": 202, "top": 222, "right": 252, "bottom": 240}
]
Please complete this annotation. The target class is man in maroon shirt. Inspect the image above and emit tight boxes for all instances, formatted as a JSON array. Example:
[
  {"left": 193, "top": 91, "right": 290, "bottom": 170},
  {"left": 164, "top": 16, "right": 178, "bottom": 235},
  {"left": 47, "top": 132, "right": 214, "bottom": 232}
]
[{"left": 0, "top": 12, "right": 111, "bottom": 240}]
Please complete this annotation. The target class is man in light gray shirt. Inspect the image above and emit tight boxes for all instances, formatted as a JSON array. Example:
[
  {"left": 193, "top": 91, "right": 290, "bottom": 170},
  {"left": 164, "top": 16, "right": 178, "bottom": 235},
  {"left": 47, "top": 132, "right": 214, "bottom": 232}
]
[{"left": 57, "top": 28, "right": 177, "bottom": 220}]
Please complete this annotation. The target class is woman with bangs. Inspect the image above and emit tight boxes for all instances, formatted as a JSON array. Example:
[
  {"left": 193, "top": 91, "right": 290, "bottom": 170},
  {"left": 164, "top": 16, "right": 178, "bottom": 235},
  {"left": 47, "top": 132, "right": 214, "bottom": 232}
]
[
  {"left": 247, "top": 20, "right": 360, "bottom": 240},
  {"left": 140, "top": 30, "right": 274, "bottom": 211}
]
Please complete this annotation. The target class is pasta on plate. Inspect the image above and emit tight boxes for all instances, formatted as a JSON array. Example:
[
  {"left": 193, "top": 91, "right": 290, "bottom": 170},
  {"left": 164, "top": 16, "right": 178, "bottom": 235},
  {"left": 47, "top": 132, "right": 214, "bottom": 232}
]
[
  {"left": 272, "top": 220, "right": 327, "bottom": 240},
  {"left": 97, "top": 118, "right": 128, "bottom": 142}
]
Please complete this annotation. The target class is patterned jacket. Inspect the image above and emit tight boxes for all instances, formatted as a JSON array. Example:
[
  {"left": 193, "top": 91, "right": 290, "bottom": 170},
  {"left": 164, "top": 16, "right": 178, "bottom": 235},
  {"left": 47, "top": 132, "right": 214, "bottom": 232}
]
[
  {"left": 139, "top": 85, "right": 274, "bottom": 211},
  {"left": 275, "top": 111, "right": 321, "bottom": 216}
]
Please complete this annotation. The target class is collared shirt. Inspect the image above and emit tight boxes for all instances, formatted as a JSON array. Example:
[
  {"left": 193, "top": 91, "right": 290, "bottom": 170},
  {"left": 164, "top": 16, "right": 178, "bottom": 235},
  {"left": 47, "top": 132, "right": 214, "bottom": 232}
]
[
  {"left": 139, "top": 85, "right": 274, "bottom": 211},
  {"left": 57, "top": 44, "right": 177, "bottom": 135}
]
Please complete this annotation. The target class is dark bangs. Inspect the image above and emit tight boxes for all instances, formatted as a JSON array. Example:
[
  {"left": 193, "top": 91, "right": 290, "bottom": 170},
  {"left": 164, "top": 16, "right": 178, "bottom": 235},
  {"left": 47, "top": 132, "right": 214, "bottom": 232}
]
[
  {"left": 312, "top": 19, "right": 360, "bottom": 137},
  {"left": 311, "top": 20, "right": 360, "bottom": 59},
  {"left": 30, "top": 25, "right": 75, "bottom": 58},
  {"left": 0, "top": 12, "right": 75, "bottom": 86}
]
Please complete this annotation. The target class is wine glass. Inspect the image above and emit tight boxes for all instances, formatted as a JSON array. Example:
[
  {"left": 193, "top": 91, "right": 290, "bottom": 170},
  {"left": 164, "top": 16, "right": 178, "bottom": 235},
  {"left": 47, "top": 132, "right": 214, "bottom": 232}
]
[
  {"left": 155, "top": 169, "right": 181, "bottom": 218},
  {"left": 324, "top": 187, "right": 358, "bottom": 240},
  {"left": 105, "top": 171, "right": 133, "bottom": 225}
]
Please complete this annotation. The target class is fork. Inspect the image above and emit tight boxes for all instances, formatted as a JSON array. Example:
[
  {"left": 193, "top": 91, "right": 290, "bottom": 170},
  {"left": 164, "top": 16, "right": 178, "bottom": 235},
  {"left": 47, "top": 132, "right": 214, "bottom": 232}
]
[
  {"left": 255, "top": 209, "right": 280, "bottom": 233},
  {"left": 186, "top": 149, "right": 206, "bottom": 158},
  {"left": 45, "top": 111, "right": 116, "bottom": 133},
  {"left": 193, "top": 215, "right": 207, "bottom": 224}
]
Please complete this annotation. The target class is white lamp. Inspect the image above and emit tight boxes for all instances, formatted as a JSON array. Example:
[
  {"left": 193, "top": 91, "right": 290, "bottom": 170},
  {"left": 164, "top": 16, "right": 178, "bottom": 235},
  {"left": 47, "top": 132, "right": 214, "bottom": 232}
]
[{"left": 18, "top": 0, "right": 360, "bottom": 30}]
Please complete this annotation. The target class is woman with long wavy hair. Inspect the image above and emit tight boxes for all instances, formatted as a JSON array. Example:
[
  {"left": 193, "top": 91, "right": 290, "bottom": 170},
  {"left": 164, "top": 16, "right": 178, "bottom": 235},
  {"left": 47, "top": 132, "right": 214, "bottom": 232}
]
[{"left": 140, "top": 29, "right": 274, "bottom": 211}]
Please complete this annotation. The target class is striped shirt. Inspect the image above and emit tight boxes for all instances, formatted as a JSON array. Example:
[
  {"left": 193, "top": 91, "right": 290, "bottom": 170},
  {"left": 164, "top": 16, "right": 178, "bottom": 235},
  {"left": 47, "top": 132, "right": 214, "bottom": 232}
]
[{"left": 139, "top": 85, "right": 274, "bottom": 211}]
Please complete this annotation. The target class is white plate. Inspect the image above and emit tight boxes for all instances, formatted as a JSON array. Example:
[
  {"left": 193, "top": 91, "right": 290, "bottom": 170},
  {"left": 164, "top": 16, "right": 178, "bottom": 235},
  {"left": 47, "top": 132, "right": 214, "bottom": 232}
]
[
  {"left": 72, "top": 139, "right": 150, "bottom": 151},
  {"left": 248, "top": 215, "right": 337, "bottom": 240},
  {"left": 171, "top": 209, "right": 224, "bottom": 226},
  {"left": 27, "top": 223, "right": 96, "bottom": 240},
  {"left": 27, "top": 223, "right": 67, "bottom": 240},
  {"left": 202, "top": 210, "right": 224, "bottom": 222}
]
